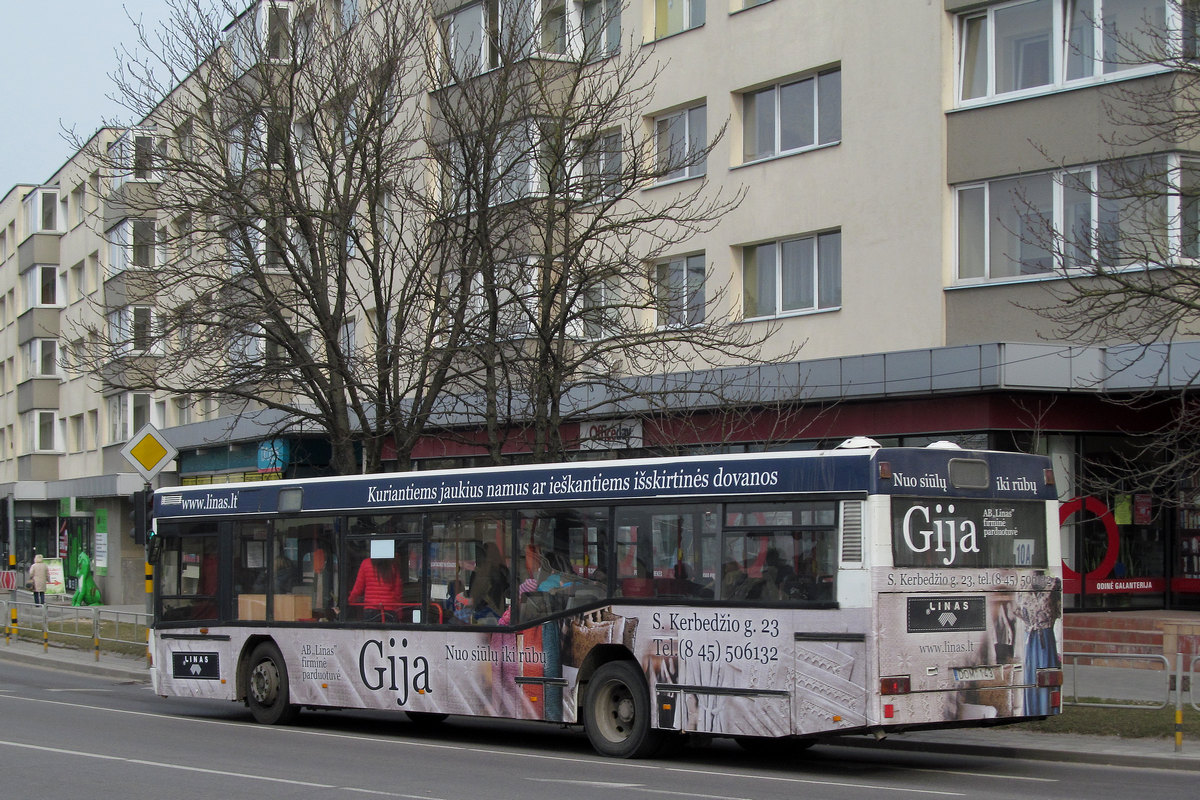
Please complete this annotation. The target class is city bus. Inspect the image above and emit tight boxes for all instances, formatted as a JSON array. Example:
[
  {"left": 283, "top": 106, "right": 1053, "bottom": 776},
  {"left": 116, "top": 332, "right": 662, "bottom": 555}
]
[{"left": 147, "top": 438, "right": 1063, "bottom": 757}]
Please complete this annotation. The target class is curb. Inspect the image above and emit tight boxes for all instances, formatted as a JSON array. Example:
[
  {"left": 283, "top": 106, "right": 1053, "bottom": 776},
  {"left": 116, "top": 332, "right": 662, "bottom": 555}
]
[
  {"left": 0, "top": 645, "right": 149, "bottom": 683},
  {"left": 826, "top": 732, "right": 1200, "bottom": 772}
]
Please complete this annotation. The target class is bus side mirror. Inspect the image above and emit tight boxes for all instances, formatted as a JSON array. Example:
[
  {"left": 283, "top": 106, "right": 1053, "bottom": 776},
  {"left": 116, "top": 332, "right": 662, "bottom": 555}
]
[{"left": 146, "top": 535, "right": 162, "bottom": 566}]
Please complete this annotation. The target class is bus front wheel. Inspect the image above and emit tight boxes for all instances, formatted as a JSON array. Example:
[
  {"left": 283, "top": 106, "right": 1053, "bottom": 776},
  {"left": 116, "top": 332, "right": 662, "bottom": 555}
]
[
  {"left": 246, "top": 642, "right": 300, "bottom": 725},
  {"left": 584, "top": 661, "right": 661, "bottom": 758}
]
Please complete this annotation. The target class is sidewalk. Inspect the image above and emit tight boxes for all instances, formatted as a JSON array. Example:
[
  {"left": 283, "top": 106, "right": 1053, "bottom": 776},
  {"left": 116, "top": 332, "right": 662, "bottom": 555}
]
[
  {"left": 0, "top": 628, "right": 150, "bottom": 682},
  {"left": 2, "top": 618, "right": 1199, "bottom": 770}
]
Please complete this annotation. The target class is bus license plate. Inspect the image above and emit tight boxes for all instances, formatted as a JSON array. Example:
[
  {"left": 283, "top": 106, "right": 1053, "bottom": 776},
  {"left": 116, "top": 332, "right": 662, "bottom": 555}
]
[{"left": 953, "top": 666, "right": 995, "bottom": 682}]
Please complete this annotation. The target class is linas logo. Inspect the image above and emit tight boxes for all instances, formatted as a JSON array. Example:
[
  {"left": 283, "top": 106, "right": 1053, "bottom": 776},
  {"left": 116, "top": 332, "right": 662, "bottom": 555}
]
[
  {"left": 921, "top": 599, "right": 973, "bottom": 629},
  {"left": 359, "top": 637, "right": 431, "bottom": 706},
  {"left": 900, "top": 503, "right": 980, "bottom": 566},
  {"left": 172, "top": 651, "right": 219, "bottom": 679}
]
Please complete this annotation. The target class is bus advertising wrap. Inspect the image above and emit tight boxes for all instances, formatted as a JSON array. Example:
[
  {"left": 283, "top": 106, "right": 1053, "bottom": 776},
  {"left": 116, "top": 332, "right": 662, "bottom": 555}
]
[{"left": 155, "top": 604, "right": 877, "bottom": 739}]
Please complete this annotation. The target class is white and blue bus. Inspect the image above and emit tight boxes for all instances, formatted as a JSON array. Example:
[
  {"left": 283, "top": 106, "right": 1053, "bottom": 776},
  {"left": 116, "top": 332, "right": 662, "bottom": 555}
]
[{"left": 148, "top": 438, "right": 1062, "bottom": 757}]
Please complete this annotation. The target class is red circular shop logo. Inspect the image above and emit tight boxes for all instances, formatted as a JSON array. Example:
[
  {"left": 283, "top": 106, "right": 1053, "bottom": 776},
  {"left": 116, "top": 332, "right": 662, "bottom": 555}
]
[{"left": 1058, "top": 496, "right": 1119, "bottom": 584}]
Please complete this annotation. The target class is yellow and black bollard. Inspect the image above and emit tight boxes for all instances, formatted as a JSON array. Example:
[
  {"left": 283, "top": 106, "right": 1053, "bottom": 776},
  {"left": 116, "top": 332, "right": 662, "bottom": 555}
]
[
  {"left": 5, "top": 555, "right": 14, "bottom": 644},
  {"left": 145, "top": 561, "right": 154, "bottom": 668}
]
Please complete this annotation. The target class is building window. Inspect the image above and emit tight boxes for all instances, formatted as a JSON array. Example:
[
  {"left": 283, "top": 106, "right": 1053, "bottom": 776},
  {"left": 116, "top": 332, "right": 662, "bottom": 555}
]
[
  {"left": 230, "top": 327, "right": 265, "bottom": 366},
  {"left": 108, "top": 395, "right": 127, "bottom": 443},
  {"left": 106, "top": 218, "right": 159, "bottom": 274},
  {"left": 341, "top": 0, "right": 359, "bottom": 31},
  {"left": 110, "top": 129, "right": 160, "bottom": 188},
  {"left": 743, "top": 68, "right": 841, "bottom": 163},
  {"left": 228, "top": 1, "right": 293, "bottom": 70},
  {"left": 26, "top": 265, "right": 63, "bottom": 308},
  {"left": 743, "top": 230, "right": 841, "bottom": 318},
  {"left": 26, "top": 410, "right": 61, "bottom": 453},
  {"left": 22, "top": 188, "right": 59, "bottom": 234},
  {"left": 175, "top": 119, "right": 195, "bottom": 161},
  {"left": 580, "top": 130, "right": 622, "bottom": 199},
  {"left": 541, "top": 0, "right": 568, "bottom": 54},
  {"left": 655, "top": 104, "right": 706, "bottom": 182},
  {"left": 655, "top": 0, "right": 704, "bottom": 39},
  {"left": 267, "top": 3, "right": 292, "bottom": 60},
  {"left": 656, "top": 253, "right": 705, "bottom": 327},
  {"left": 955, "top": 157, "right": 1175, "bottom": 281},
  {"left": 174, "top": 395, "right": 194, "bottom": 426},
  {"left": 24, "top": 339, "right": 59, "bottom": 379},
  {"left": 440, "top": 2, "right": 499, "bottom": 79},
  {"left": 71, "top": 184, "right": 86, "bottom": 227},
  {"left": 69, "top": 414, "right": 85, "bottom": 452},
  {"left": 108, "top": 306, "right": 159, "bottom": 356},
  {"left": 581, "top": 0, "right": 621, "bottom": 56},
  {"left": 107, "top": 392, "right": 154, "bottom": 444},
  {"left": 958, "top": 0, "right": 1170, "bottom": 105},
  {"left": 228, "top": 222, "right": 287, "bottom": 275},
  {"left": 578, "top": 275, "right": 620, "bottom": 339}
]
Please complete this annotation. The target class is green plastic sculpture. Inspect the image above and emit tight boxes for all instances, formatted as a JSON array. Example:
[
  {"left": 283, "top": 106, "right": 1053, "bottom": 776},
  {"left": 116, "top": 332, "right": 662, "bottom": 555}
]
[{"left": 71, "top": 550, "right": 102, "bottom": 606}]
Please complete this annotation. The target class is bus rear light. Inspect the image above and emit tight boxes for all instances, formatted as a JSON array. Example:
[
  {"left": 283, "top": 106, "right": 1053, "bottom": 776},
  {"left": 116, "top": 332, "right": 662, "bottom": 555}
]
[
  {"left": 1037, "top": 669, "right": 1063, "bottom": 688},
  {"left": 880, "top": 676, "right": 910, "bottom": 695},
  {"left": 883, "top": 704, "right": 895, "bottom": 719},
  {"left": 1050, "top": 690, "right": 1061, "bottom": 709}
]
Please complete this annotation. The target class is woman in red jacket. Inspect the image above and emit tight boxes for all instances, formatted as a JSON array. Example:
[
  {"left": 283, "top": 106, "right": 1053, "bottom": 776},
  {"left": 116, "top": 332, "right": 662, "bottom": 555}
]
[{"left": 348, "top": 557, "right": 404, "bottom": 623}]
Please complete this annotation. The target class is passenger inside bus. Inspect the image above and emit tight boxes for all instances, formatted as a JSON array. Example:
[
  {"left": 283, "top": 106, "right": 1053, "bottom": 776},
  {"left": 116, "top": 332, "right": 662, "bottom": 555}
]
[
  {"left": 348, "top": 556, "right": 404, "bottom": 623},
  {"left": 467, "top": 542, "right": 509, "bottom": 623}
]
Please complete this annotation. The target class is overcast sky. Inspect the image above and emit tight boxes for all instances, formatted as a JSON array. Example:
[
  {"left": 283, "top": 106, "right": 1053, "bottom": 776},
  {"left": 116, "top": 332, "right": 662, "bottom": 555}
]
[{"left": 0, "top": 1, "right": 174, "bottom": 193}]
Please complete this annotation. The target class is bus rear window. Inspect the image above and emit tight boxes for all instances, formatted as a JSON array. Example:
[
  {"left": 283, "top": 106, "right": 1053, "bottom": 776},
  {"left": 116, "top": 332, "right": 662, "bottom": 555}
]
[{"left": 948, "top": 458, "right": 989, "bottom": 489}]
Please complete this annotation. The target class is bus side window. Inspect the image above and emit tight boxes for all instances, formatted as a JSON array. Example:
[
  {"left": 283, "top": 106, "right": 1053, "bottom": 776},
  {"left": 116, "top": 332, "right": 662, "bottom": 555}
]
[
  {"left": 234, "top": 523, "right": 269, "bottom": 621},
  {"left": 157, "top": 529, "right": 218, "bottom": 622},
  {"left": 613, "top": 505, "right": 717, "bottom": 601}
]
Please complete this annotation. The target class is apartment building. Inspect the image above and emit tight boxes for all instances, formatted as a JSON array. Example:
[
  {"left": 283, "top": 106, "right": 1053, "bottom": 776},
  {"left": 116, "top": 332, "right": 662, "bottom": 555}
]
[{"left": 2, "top": 0, "right": 1198, "bottom": 609}]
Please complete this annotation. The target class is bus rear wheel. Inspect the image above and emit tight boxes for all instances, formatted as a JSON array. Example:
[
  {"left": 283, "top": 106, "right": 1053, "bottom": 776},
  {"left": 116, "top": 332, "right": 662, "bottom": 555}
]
[
  {"left": 584, "top": 661, "right": 661, "bottom": 758},
  {"left": 246, "top": 642, "right": 300, "bottom": 725}
]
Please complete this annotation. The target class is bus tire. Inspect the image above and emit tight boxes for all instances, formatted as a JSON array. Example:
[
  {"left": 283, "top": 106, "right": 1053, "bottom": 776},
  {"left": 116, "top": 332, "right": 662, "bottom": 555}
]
[
  {"left": 584, "top": 661, "right": 661, "bottom": 758},
  {"left": 246, "top": 642, "right": 300, "bottom": 725}
]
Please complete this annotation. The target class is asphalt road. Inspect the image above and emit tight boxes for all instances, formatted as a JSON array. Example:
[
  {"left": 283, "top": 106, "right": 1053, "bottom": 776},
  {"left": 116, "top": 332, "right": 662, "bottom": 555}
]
[{"left": 2, "top": 658, "right": 1197, "bottom": 800}]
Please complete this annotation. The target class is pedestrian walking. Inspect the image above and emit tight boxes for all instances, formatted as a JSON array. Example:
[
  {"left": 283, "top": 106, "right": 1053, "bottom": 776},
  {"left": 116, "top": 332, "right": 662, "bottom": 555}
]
[{"left": 28, "top": 554, "right": 49, "bottom": 606}]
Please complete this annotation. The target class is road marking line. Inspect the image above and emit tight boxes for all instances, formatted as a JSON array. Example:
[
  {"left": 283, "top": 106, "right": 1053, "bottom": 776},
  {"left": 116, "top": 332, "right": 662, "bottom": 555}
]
[
  {"left": 632, "top": 789, "right": 754, "bottom": 800},
  {"left": 660, "top": 766, "right": 964, "bottom": 796},
  {"left": 0, "top": 740, "right": 334, "bottom": 788},
  {"left": 342, "top": 790, "right": 451, "bottom": 799},
  {"left": 528, "top": 779, "right": 644, "bottom": 788},
  {"left": 908, "top": 766, "right": 1056, "bottom": 783}
]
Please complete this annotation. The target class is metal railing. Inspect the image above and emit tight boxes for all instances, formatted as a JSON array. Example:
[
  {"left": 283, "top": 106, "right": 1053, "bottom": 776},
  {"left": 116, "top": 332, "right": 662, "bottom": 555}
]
[
  {"left": 1062, "top": 651, "right": 1174, "bottom": 709},
  {"left": 1063, "top": 650, "right": 1198, "bottom": 752},
  {"left": 3, "top": 599, "right": 150, "bottom": 661}
]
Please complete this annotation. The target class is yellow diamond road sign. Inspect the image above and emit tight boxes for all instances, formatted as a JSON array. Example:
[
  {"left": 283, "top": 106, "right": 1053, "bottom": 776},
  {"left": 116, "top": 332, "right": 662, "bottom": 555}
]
[{"left": 121, "top": 424, "right": 178, "bottom": 482}]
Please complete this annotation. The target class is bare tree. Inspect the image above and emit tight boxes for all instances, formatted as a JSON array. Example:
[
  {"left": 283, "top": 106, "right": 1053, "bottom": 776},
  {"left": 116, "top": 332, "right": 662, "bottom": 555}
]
[
  {"left": 70, "top": 0, "right": 794, "bottom": 474},
  {"left": 1002, "top": 1, "right": 1200, "bottom": 498},
  {"left": 422, "top": 0, "right": 794, "bottom": 463},
  {"left": 70, "top": 0, "right": 477, "bottom": 474}
]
